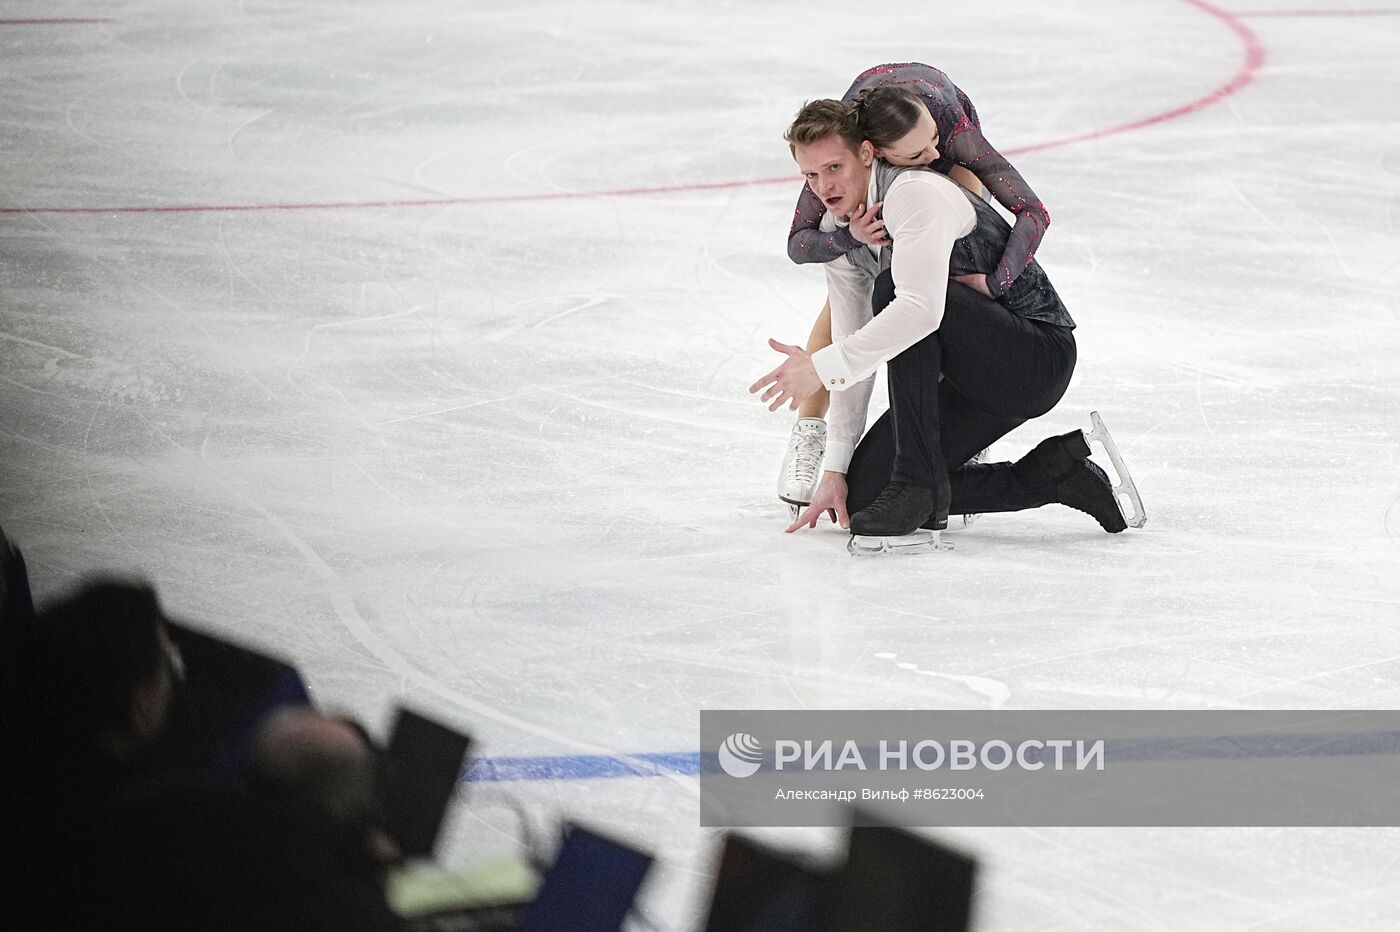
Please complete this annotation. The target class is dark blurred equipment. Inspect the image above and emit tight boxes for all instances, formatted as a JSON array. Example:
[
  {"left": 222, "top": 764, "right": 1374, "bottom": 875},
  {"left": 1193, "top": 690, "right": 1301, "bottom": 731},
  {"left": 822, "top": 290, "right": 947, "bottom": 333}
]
[
  {"left": 97, "top": 707, "right": 403, "bottom": 931},
  {"left": 100, "top": 779, "right": 404, "bottom": 932},
  {"left": 382, "top": 706, "right": 474, "bottom": 859},
  {"left": 157, "top": 620, "right": 311, "bottom": 780},
  {"left": 702, "top": 833, "right": 827, "bottom": 932},
  {"left": 519, "top": 823, "right": 654, "bottom": 932},
  {"left": 818, "top": 810, "right": 977, "bottom": 932}
]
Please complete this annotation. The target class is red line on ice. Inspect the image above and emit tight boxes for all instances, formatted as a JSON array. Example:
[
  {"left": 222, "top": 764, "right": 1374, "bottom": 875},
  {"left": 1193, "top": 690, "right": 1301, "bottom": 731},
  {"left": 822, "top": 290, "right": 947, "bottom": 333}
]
[
  {"left": 1001, "top": 0, "right": 1264, "bottom": 156},
  {"left": 0, "top": 0, "right": 1264, "bottom": 217},
  {"left": 0, "top": 179, "right": 791, "bottom": 216}
]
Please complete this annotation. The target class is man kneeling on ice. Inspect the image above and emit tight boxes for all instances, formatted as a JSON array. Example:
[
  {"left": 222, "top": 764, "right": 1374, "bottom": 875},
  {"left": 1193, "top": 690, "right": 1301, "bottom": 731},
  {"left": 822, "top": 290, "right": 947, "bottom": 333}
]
[{"left": 749, "top": 96, "right": 1145, "bottom": 555}]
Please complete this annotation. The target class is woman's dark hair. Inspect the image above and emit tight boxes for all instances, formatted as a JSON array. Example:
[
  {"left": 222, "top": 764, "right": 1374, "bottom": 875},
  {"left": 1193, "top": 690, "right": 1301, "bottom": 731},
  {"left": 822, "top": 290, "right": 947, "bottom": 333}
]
[{"left": 853, "top": 86, "right": 927, "bottom": 150}]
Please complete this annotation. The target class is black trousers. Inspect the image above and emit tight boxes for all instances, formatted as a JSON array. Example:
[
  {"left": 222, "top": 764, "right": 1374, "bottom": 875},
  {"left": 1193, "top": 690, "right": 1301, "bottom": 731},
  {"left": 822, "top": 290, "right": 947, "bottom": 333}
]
[{"left": 846, "top": 274, "right": 1077, "bottom": 516}]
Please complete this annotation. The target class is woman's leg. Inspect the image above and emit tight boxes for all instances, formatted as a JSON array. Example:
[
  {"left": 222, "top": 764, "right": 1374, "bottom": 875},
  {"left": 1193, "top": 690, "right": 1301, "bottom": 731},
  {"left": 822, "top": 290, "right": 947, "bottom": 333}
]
[
  {"left": 778, "top": 301, "right": 834, "bottom": 511},
  {"left": 797, "top": 300, "right": 832, "bottom": 419}
]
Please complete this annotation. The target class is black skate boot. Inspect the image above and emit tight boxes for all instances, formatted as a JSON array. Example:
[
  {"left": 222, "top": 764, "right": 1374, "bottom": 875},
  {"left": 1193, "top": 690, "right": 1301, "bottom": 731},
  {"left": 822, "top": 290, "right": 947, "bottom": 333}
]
[
  {"left": 848, "top": 480, "right": 952, "bottom": 556},
  {"left": 1013, "top": 418, "right": 1142, "bottom": 533},
  {"left": 1053, "top": 458, "right": 1127, "bottom": 533},
  {"left": 1013, "top": 429, "right": 1093, "bottom": 488}
]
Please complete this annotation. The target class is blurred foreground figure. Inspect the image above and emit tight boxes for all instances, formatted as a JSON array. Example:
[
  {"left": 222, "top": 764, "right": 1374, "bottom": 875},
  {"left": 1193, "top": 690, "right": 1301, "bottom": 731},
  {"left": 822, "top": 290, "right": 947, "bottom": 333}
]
[
  {"left": 98, "top": 707, "right": 402, "bottom": 931},
  {"left": 3, "top": 577, "right": 179, "bottom": 928}
]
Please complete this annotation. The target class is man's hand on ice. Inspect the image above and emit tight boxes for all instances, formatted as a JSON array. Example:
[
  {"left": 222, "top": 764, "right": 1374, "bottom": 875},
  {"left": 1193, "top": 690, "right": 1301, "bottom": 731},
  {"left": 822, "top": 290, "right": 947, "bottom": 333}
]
[{"left": 786, "top": 471, "right": 850, "bottom": 533}]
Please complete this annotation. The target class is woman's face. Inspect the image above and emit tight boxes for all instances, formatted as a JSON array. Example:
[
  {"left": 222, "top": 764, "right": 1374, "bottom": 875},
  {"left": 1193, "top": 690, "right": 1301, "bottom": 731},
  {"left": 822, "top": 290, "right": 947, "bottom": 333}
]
[{"left": 878, "top": 108, "right": 940, "bottom": 167}]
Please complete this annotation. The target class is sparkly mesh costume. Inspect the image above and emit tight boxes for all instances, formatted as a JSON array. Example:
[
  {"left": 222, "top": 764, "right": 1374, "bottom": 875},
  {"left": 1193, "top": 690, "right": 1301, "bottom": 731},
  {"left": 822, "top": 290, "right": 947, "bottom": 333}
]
[{"left": 788, "top": 62, "right": 1049, "bottom": 299}]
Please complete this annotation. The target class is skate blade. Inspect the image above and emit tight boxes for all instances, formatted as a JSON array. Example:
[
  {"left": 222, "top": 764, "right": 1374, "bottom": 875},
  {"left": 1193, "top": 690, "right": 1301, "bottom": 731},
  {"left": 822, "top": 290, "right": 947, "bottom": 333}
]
[
  {"left": 942, "top": 513, "right": 978, "bottom": 532},
  {"left": 1085, "top": 411, "right": 1147, "bottom": 529},
  {"left": 847, "top": 529, "right": 952, "bottom": 556}
]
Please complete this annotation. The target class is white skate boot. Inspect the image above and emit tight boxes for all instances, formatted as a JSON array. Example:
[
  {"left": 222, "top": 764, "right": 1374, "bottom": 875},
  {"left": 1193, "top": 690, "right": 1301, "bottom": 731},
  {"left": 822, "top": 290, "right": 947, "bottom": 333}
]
[{"left": 778, "top": 418, "right": 826, "bottom": 519}]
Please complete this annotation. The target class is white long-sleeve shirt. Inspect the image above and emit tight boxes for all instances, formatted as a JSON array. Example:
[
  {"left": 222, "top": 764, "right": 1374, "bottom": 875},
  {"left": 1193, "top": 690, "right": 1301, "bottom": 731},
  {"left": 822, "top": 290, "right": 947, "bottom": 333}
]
[{"left": 809, "top": 169, "right": 977, "bottom": 474}]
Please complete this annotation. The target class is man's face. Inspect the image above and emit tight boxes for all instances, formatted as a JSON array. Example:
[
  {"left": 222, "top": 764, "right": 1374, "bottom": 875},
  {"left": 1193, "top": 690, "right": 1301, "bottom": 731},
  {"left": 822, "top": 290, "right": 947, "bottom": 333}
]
[
  {"left": 878, "top": 108, "right": 940, "bottom": 167},
  {"left": 794, "top": 134, "right": 874, "bottom": 221}
]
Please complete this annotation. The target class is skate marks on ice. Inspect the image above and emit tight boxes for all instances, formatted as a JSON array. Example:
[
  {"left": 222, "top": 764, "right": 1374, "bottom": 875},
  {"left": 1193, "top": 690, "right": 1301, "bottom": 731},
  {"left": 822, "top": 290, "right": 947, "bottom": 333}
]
[
  {"left": 1384, "top": 489, "right": 1400, "bottom": 551},
  {"left": 872, "top": 652, "right": 1011, "bottom": 708},
  {"left": 243, "top": 494, "right": 701, "bottom": 797}
]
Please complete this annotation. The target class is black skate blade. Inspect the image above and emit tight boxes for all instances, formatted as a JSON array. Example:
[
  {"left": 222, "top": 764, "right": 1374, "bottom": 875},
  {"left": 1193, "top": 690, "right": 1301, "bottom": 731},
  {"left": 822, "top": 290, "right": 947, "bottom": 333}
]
[
  {"left": 1085, "top": 411, "right": 1147, "bottom": 529},
  {"left": 847, "top": 529, "right": 952, "bottom": 556}
]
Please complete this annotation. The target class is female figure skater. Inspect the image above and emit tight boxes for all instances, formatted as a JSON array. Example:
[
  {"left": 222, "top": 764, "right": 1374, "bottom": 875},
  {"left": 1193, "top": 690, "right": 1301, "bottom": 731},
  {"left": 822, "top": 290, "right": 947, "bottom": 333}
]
[{"left": 778, "top": 63, "right": 1051, "bottom": 515}]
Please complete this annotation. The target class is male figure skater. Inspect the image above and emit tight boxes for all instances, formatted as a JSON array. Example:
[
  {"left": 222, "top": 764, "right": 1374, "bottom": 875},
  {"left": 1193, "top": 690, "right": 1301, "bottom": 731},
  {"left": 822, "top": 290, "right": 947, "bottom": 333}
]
[{"left": 749, "top": 99, "right": 1144, "bottom": 554}]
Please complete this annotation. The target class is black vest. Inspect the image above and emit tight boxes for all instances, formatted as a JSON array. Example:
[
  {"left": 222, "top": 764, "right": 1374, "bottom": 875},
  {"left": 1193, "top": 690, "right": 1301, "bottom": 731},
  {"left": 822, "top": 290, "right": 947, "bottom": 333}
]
[{"left": 847, "top": 162, "right": 1074, "bottom": 329}]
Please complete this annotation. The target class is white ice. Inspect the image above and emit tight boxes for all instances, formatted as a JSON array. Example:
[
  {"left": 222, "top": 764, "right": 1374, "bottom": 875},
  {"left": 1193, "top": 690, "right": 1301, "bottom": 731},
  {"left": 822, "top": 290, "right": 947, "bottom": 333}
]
[{"left": 3, "top": 0, "right": 1400, "bottom": 928}]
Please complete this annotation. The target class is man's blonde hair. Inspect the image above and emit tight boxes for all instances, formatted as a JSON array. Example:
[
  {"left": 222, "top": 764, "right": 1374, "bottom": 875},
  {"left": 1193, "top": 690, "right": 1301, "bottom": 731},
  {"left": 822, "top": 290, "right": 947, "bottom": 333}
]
[{"left": 784, "top": 99, "right": 862, "bottom": 156}]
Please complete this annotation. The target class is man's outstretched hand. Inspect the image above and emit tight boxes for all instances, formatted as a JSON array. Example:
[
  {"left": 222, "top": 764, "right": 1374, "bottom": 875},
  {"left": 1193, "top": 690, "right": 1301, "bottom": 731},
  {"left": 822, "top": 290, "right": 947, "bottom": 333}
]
[
  {"left": 750, "top": 339, "right": 822, "bottom": 412},
  {"left": 786, "top": 471, "right": 850, "bottom": 533}
]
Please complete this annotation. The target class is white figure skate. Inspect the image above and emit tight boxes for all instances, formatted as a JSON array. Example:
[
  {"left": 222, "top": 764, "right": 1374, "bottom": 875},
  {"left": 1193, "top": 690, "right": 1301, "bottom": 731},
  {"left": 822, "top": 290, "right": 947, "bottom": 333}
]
[{"left": 778, "top": 418, "right": 826, "bottom": 519}]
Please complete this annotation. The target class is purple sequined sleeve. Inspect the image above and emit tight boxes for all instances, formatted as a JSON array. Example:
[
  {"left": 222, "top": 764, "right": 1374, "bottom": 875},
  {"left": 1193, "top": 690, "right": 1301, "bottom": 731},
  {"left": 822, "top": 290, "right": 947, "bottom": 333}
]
[
  {"left": 826, "top": 62, "right": 1050, "bottom": 294},
  {"left": 945, "top": 120, "right": 1050, "bottom": 298},
  {"left": 787, "top": 182, "right": 859, "bottom": 264},
  {"left": 784, "top": 61, "right": 1051, "bottom": 279}
]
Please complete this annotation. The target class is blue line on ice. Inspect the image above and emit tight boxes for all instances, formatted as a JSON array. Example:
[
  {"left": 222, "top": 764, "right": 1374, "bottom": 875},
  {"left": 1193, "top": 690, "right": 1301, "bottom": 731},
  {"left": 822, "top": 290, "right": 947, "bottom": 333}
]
[{"left": 465, "top": 729, "right": 1400, "bottom": 782}]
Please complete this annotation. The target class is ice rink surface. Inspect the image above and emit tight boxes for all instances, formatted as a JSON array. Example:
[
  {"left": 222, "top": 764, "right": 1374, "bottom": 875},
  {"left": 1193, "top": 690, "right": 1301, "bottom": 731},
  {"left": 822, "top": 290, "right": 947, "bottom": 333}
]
[{"left": 4, "top": 0, "right": 1400, "bottom": 927}]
